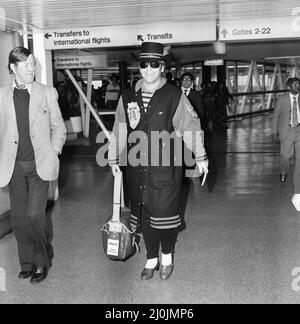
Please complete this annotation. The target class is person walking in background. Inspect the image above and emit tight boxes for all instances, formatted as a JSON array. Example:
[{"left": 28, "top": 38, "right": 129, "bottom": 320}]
[
  {"left": 272, "top": 77, "right": 300, "bottom": 192},
  {"left": 100, "top": 79, "right": 108, "bottom": 109},
  {"left": 203, "top": 81, "right": 217, "bottom": 132},
  {"left": 215, "top": 82, "right": 233, "bottom": 130},
  {"left": 0, "top": 47, "right": 66, "bottom": 284},
  {"left": 109, "top": 42, "right": 208, "bottom": 281},
  {"left": 166, "top": 71, "right": 176, "bottom": 86},
  {"left": 105, "top": 74, "right": 120, "bottom": 110},
  {"left": 174, "top": 78, "right": 182, "bottom": 88},
  {"left": 181, "top": 72, "right": 204, "bottom": 122}
]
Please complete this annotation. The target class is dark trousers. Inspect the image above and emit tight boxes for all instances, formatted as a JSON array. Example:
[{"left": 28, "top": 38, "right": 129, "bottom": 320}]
[
  {"left": 9, "top": 161, "right": 53, "bottom": 271},
  {"left": 140, "top": 215, "right": 178, "bottom": 260}
]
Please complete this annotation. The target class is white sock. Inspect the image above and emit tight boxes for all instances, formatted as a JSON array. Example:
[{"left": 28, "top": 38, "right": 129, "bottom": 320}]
[
  {"left": 161, "top": 253, "right": 172, "bottom": 266},
  {"left": 145, "top": 258, "right": 158, "bottom": 269}
]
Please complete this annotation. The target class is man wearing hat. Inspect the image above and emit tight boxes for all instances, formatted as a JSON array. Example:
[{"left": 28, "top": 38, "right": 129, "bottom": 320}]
[{"left": 109, "top": 42, "right": 208, "bottom": 280}]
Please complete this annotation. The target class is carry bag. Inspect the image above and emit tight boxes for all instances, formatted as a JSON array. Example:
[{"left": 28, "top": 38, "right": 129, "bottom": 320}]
[
  {"left": 101, "top": 172, "right": 138, "bottom": 261},
  {"left": 65, "top": 71, "right": 138, "bottom": 261}
]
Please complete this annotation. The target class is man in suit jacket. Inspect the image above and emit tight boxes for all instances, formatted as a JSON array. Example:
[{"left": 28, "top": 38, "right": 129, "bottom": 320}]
[
  {"left": 181, "top": 73, "right": 204, "bottom": 121},
  {"left": 272, "top": 77, "right": 300, "bottom": 192},
  {"left": 0, "top": 47, "right": 66, "bottom": 284}
]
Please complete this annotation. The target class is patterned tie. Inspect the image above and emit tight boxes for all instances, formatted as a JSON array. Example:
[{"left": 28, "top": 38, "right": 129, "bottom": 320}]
[
  {"left": 15, "top": 80, "right": 27, "bottom": 90},
  {"left": 292, "top": 97, "right": 298, "bottom": 127}
]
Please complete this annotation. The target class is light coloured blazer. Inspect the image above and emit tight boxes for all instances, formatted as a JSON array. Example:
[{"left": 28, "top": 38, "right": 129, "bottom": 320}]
[
  {"left": 0, "top": 81, "right": 66, "bottom": 188},
  {"left": 272, "top": 93, "right": 300, "bottom": 141}
]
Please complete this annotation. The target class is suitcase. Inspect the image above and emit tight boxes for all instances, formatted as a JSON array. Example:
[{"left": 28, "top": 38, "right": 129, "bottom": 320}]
[{"left": 101, "top": 171, "right": 137, "bottom": 261}]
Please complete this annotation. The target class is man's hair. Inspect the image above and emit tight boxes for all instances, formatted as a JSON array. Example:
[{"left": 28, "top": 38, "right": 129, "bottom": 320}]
[
  {"left": 8, "top": 47, "right": 32, "bottom": 74},
  {"left": 287, "top": 77, "right": 300, "bottom": 87},
  {"left": 181, "top": 72, "right": 194, "bottom": 81}
]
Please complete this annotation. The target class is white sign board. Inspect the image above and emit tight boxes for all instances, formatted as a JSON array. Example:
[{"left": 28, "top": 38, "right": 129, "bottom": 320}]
[
  {"left": 204, "top": 59, "right": 224, "bottom": 66},
  {"left": 0, "top": 7, "right": 6, "bottom": 31},
  {"left": 107, "top": 239, "right": 119, "bottom": 257},
  {"left": 54, "top": 54, "right": 108, "bottom": 69},
  {"left": 220, "top": 10, "right": 300, "bottom": 41},
  {"left": 44, "top": 21, "right": 216, "bottom": 50}
]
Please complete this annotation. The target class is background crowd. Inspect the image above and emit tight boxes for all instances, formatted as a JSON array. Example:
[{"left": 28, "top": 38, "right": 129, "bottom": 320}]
[{"left": 54, "top": 71, "right": 233, "bottom": 133}]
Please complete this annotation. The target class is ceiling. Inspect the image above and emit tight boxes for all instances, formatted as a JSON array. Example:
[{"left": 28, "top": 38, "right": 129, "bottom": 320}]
[
  {"left": 0, "top": 0, "right": 300, "bottom": 66},
  {"left": 0, "top": 0, "right": 300, "bottom": 32}
]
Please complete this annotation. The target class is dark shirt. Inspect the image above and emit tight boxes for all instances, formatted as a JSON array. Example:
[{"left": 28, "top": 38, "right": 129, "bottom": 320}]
[
  {"left": 13, "top": 88, "right": 35, "bottom": 161},
  {"left": 187, "top": 89, "right": 204, "bottom": 120}
]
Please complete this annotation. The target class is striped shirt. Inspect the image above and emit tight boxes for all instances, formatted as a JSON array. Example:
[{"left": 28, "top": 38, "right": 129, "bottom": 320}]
[{"left": 142, "top": 90, "right": 154, "bottom": 113}]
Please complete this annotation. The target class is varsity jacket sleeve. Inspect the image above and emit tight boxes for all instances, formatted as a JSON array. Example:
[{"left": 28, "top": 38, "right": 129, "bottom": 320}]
[
  {"left": 108, "top": 96, "right": 128, "bottom": 166},
  {"left": 173, "top": 94, "right": 207, "bottom": 162}
]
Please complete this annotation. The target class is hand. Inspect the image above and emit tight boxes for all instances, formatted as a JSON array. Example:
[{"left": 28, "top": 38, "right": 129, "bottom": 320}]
[
  {"left": 111, "top": 165, "right": 121, "bottom": 176},
  {"left": 53, "top": 147, "right": 60, "bottom": 156},
  {"left": 197, "top": 160, "right": 209, "bottom": 176}
]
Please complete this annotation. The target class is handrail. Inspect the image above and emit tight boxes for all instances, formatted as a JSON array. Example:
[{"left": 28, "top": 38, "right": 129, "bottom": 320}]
[
  {"left": 65, "top": 69, "right": 111, "bottom": 141},
  {"left": 227, "top": 109, "right": 274, "bottom": 120},
  {"left": 98, "top": 109, "right": 116, "bottom": 116},
  {"left": 231, "top": 89, "right": 288, "bottom": 97}
]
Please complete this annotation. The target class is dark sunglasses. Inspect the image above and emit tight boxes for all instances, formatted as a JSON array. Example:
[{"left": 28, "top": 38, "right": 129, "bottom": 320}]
[{"left": 139, "top": 62, "right": 161, "bottom": 69}]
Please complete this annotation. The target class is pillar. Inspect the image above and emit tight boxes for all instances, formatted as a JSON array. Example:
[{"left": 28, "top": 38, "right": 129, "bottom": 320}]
[{"left": 32, "top": 32, "right": 53, "bottom": 86}]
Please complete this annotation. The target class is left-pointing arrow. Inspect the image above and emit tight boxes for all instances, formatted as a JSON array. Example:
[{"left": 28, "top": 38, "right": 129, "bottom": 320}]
[{"left": 44, "top": 33, "right": 52, "bottom": 40}]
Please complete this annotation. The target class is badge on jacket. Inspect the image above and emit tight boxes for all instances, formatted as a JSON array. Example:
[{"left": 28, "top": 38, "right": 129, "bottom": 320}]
[{"left": 127, "top": 102, "right": 141, "bottom": 129}]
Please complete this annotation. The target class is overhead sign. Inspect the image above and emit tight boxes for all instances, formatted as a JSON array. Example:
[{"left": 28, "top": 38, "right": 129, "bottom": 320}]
[
  {"left": 54, "top": 54, "right": 108, "bottom": 69},
  {"left": 44, "top": 21, "right": 216, "bottom": 50},
  {"left": 0, "top": 7, "right": 6, "bottom": 31},
  {"left": 220, "top": 10, "right": 300, "bottom": 41},
  {"left": 204, "top": 59, "right": 224, "bottom": 66}
]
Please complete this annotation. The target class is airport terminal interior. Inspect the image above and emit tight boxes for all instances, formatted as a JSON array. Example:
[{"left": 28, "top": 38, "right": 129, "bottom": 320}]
[{"left": 1, "top": 0, "right": 300, "bottom": 304}]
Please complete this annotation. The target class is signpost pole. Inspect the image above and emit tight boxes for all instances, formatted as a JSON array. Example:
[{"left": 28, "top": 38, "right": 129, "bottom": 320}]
[
  {"left": 253, "top": 62, "right": 266, "bottom": 110},
  {"left": 240, "top": 61, "right": 254, "bottom": 114},
  {"left": 65, "top": 69, "right": 111, "bottom": 141},
  {"left": 266, "top": 65, "right": 278, "bottom": 110},
  {"left": 84, "top": 69, "right": 93, "bottom": 138}
]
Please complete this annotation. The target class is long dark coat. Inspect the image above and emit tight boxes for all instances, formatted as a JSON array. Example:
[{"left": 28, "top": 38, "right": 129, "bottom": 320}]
[{"left": 122, "top": 83, "right": 183, "bottom": 230}]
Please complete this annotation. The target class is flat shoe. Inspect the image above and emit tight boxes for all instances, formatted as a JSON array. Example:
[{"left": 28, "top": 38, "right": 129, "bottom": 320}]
[
  {"left": 30, "top": 267, "right": 49, "bottom": 284},
  {"left": 160, "top": 264, "right": 174, "bottom": 280},
  {"left": 18, "top": 270, "right": 34, "bottom": 280},
  {"left": 141, "top": 262, "right": 159, "bottom": 280}
]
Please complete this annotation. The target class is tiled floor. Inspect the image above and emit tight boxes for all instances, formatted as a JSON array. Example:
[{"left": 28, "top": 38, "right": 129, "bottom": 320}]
[{"left": 1, "top": 115, "right": 300, "bottom": 304}]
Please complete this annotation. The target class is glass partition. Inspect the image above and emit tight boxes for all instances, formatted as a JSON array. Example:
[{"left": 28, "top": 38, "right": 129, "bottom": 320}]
[
  {"left": 165, "top": 59, "right": 293, "bottom": 119},
  {"left": 226, "top": 60, "right": 292, "bottom": 118}
]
